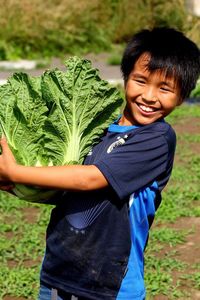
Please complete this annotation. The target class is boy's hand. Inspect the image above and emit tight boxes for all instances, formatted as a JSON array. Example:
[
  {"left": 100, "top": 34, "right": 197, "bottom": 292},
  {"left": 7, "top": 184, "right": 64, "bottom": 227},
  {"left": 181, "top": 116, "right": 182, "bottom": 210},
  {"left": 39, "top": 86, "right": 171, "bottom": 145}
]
[{"left": 0, "top": 137, "right": 17, "bottom": 182}]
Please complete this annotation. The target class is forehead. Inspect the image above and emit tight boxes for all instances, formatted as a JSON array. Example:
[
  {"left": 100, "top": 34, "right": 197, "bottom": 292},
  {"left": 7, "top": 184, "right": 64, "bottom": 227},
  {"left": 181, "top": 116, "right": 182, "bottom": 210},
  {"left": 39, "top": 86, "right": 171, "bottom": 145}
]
[{"left": 133, "top": 53, "right": 177, "bottom": 84}]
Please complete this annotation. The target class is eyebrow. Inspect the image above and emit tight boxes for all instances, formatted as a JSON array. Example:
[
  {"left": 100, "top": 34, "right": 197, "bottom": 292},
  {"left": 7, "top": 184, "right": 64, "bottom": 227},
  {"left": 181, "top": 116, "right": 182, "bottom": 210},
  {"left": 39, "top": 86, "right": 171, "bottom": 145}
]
[{"left": 131, "top": 73, "right": 147, "bottom": 79}]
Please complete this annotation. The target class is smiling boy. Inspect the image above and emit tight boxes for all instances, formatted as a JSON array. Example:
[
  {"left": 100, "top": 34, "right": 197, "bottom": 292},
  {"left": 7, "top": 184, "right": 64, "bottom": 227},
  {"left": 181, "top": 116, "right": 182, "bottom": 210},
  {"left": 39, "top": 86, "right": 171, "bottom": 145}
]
[
  {"left": 0, "top": 27, "right": 200, "bottom": 300},
  {"left": 120, "top": 53, "right": 181, "bottom": 126}
]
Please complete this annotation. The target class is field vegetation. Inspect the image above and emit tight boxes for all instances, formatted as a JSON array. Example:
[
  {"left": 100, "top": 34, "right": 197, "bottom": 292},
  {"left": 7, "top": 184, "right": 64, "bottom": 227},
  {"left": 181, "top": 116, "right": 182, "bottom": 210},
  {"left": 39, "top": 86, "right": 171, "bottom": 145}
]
[{"left": 0, "top": 0, "right": 199, "bottom": 60}]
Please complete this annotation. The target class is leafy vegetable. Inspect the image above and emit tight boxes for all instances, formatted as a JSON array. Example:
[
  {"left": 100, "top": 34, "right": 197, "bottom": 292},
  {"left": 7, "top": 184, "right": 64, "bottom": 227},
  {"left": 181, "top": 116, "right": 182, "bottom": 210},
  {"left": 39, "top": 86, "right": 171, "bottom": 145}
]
[{"left": 0, "top": 57, "right": 123, "bottom": 202}]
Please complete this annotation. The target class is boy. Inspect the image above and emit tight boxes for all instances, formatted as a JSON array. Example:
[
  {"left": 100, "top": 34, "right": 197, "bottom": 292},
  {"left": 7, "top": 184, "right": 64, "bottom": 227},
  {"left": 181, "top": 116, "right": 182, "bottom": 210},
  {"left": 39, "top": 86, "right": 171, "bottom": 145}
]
[{"left": 0, "top": 27, "right": 199, "bottom": 300}]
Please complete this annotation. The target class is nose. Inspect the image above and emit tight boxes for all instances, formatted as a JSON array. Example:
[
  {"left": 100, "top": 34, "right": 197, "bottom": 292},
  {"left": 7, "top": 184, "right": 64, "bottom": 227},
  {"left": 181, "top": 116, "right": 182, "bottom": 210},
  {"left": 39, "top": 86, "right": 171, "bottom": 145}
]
[{"left": 142, "top": 87, "right": 158, "bottom": 103}]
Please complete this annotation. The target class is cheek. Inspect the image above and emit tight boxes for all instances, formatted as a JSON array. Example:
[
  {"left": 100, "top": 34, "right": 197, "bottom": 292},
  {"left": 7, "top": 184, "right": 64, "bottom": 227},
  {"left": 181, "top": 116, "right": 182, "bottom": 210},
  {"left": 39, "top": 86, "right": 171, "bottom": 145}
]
[
  {"left": 162, "top": 98, "right": 178, "bottom": 114},
  {"left": 125, "top": 82, "right": 140, "bottom": 99}
]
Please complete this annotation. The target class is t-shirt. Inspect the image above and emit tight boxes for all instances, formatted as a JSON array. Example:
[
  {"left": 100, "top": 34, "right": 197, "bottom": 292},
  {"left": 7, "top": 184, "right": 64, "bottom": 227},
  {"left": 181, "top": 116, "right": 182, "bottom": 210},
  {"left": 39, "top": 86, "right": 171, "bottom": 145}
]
[{"left": 40, "top": 119, "right": 176, "bottom": 300}]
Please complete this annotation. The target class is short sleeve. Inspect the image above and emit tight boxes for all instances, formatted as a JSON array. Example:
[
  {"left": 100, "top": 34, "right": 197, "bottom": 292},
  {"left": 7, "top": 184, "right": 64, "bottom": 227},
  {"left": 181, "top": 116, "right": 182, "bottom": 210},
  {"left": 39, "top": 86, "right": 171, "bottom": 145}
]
[{"left": 94, "top": 128, "right": 173, "bottom": 200}]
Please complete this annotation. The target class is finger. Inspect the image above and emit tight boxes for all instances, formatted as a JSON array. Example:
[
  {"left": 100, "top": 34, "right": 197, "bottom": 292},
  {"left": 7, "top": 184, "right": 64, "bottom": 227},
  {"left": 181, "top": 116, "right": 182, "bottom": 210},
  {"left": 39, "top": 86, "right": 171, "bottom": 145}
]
[
  {"left": 0, "top": 136, "right": 8, "bottom": 150},
  {"left": 0, "top": 136, "right": 8, "bottom": 145},
  {"left": 0, "top": 137, "right": 14, "bottom": 157}
]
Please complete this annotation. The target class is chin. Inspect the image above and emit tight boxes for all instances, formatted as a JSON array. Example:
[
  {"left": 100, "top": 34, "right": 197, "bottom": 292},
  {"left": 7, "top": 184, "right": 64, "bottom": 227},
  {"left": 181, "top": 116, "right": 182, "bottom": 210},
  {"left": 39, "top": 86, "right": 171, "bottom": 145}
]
[{"left": 136, "top": 117, "right": 159, "bottom": 125}]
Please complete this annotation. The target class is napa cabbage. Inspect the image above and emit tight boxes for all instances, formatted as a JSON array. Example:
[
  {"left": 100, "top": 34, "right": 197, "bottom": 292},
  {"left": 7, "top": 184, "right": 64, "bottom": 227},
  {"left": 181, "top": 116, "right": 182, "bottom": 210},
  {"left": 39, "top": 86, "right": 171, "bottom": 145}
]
[{"left": 0, "top": 57, "right": 123, "bottom": 202}]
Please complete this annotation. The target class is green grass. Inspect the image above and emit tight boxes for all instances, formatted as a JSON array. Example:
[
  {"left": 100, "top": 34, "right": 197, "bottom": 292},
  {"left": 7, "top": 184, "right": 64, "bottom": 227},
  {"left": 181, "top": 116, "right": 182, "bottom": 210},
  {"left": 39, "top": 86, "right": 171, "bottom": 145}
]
[
  {"left": 0, "top": 264, "right": 39, "bottom": 299},
  {"left": 0, "top": 103, "right": 199, "bottom": 299}
]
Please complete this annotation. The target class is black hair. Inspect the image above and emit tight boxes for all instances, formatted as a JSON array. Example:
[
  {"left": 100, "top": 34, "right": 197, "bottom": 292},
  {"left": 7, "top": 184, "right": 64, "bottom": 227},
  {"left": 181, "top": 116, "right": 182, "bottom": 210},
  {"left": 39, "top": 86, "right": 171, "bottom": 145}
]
[{"left": 121, "top": 27, "right": 200, "bottom": 100}]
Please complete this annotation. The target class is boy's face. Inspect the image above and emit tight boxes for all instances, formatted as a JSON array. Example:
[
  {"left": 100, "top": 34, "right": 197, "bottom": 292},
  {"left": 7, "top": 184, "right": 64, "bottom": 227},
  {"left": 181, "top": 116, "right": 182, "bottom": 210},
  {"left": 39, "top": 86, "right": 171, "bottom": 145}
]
[{"left": 120, "top": 53, "right": 182, "bottom": 126}]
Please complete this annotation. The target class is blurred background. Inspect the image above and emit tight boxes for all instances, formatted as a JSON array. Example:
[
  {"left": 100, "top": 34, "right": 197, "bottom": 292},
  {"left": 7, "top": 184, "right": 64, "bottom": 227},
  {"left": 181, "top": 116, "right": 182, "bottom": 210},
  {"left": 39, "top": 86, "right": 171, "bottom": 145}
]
[{"left": 0, "top": 0, "right": 199, "bottom": 61}]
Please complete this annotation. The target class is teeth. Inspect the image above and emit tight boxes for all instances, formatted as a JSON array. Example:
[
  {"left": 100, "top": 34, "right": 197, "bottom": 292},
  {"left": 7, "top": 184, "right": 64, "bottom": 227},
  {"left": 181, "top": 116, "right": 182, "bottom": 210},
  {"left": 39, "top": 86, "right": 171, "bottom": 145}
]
[{"left": 139, "top": 104, "right": 154, "bottom": 112}]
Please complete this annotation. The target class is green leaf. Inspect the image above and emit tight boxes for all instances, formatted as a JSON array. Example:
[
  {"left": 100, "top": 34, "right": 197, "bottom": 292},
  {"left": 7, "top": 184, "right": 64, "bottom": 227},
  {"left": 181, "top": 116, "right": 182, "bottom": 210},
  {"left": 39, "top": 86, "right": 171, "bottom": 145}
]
[{"left": 41, "top": 56, "right": 123, "bottom": 165}]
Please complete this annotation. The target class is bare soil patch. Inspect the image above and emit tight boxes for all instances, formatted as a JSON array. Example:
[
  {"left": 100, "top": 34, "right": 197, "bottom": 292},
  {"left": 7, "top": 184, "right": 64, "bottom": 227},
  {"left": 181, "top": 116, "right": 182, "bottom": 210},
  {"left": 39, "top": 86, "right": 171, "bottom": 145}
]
[
  {"left": 170, "top": 217, "right": 200, "bottom": 265},
  {"left": 173, "top": 117, "right": 200, "bottom": 135},
  {"left": 3, "top": 297, "right": 27, "bottom": 300},
  {"left": 21, "top": 206, "right": 40, "bottom": 223}
]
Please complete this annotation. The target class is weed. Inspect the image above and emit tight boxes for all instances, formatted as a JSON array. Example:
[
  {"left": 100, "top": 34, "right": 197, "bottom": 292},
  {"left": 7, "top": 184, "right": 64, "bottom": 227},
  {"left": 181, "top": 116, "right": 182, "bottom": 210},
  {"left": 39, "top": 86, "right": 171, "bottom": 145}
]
[
  {"left": 145, "top": 252, "right": 186, "bottom": 297},
  {"left": 150, "top": 227, "right": 188, "bottom": 246},
  {"left": 0, "top": 264, "right": 39, "bottom": 299}
]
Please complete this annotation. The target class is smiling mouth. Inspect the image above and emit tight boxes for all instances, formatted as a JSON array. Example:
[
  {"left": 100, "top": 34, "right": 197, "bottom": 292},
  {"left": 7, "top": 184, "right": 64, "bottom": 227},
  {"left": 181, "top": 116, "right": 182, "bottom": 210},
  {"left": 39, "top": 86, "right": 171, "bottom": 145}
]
[{"left": 137, "top": 103, "right": 159, "bottom": 113}]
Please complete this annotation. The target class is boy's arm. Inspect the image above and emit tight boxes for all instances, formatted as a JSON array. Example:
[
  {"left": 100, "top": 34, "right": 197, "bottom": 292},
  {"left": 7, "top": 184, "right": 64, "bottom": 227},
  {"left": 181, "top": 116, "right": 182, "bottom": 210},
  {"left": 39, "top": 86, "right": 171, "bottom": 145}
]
[{"left": 0, "top": 138, "right": 108, "bottom": 191}]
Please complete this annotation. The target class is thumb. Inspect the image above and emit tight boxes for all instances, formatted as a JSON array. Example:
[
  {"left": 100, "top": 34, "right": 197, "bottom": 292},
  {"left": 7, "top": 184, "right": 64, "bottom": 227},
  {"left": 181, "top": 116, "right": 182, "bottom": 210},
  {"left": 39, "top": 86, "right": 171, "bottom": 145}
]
[
  {"left": 0, "top": 136, "right": 8, "bottom": 149},
  {"left": 0, "top": 137, "right": 13, "bottom": 156}
]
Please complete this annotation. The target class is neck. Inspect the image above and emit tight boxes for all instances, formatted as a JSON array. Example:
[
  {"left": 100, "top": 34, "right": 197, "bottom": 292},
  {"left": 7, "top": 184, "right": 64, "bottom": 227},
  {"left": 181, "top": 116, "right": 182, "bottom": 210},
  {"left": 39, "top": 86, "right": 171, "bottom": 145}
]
[{"left": 119, "top": 106, "right": 136, "bottom": 126}]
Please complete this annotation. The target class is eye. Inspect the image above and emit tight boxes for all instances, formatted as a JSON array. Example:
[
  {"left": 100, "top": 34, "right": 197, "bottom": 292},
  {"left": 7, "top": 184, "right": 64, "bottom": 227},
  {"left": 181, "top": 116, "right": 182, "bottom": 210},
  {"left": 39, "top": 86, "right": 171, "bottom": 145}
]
[
  {"left": 160, "top": 86, "right": 172, "bottom": 92},
  {"left": 135, "top": 78, "right": 146, "bottom": 84}
]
